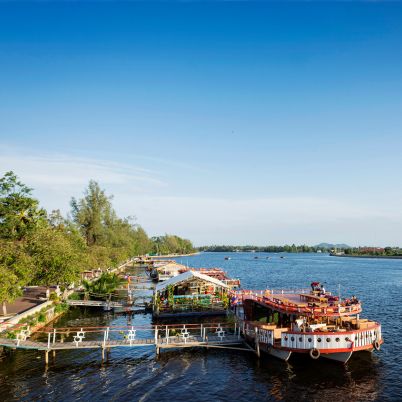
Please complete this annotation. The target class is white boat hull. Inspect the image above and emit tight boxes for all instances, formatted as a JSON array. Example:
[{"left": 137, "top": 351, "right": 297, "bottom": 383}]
[
  {"left": 269, "top": 348, "right": 292, "bottom": 361},
  {"left": 321, "top": 351, "right": 353, "bottom": 363}
]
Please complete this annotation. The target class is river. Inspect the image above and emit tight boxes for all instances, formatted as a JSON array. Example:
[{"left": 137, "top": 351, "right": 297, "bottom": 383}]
[{"left": 0, "top": 252, "right": 401, "bottom": 401}]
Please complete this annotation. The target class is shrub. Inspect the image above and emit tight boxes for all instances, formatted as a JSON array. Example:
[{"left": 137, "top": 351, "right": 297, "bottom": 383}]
[
  {"left": 38, "top": 313, "right": 46, "bottom": 323},
  {"left": 68, "top": 292, "right": 81, "bottom": 300},
  {"left": 54, "top": 303, "right": 69, "bottom": 314},
  {"left": 6, "top": 331, "right": 16, "bottom": 339},
  {"left": 49, "top": 292, "right": 59, "bottom": 302}
]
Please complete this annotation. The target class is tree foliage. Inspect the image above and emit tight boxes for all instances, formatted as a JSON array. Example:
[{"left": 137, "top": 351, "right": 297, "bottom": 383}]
[
  {"left": 83, "top": 273, "right": 121, "bottom": 296},
  {"left": 27, "top": 225, "right": 87, "bottom": 286},
  {"left": 0, "top": 240, "right": 34, "bottom": 314},
  {"left": 151, "top": 234, "right": 195, "bottom": 255},
  {"left": 0, "top": 171, "right": 46, "bottom": 240},
  {"left": 0, "top": 172, "right": 195, "bottom": 313},
  {"left": 70, "top": 180, "right": 113, "bottom": 247}
]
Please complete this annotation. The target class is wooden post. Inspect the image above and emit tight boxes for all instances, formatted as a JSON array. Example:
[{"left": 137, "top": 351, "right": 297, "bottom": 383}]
[
  {"left": 200, "top": 324, "right": 203, "bottom": 339},
  {"left": 155, "top": 325, "right": 159, "bottom": 356},
  {"left": 45, "top": 350, "right": 49, "bottom": 365},
  {"left": 101, "top": 347, "right": 105, "bottom": 361},
  {"left": 53, "top": 328, "right": 56, "bottom": 344},
  {"left": 52, "top": 350, "right": 56, "bottom": 359},
  {"left": 255, "top": 327, "right": 260, "bottom": 358}
]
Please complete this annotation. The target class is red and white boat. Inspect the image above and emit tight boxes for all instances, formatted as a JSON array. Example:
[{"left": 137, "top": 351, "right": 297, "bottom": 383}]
[{"left": 232, "top": 283, "right": 383, "bottom": 363}]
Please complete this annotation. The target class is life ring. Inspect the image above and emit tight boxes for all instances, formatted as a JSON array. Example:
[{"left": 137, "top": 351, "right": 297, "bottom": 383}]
[
  {"left": 373, "top": 340, "right": 381, "bottom": 351},
  {"left": 309, "top": 348, "right": 320, "bottom": 359}
]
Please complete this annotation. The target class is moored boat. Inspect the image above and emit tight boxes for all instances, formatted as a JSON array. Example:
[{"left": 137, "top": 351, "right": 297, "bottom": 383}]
[{"left": 232, "top": 283, "right": 383, "bottom": 363}]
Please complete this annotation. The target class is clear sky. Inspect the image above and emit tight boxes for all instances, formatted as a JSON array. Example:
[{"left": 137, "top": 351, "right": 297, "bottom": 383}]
[{"left": 1, "top": 1, "right": 402, "bottom": 246}]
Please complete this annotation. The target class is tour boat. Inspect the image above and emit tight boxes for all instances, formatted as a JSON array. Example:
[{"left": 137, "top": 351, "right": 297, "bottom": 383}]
[{"left": 232, "top": 283, "right": 383, "bottom": 363}]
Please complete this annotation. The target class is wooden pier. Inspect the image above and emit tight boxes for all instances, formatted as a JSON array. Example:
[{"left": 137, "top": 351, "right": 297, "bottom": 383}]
[
  {"left": 0, "top": 323, "right": 252, "bottom": 365},
  {"left": 67, "top": 300, "right": 124, "bottom": 308}
]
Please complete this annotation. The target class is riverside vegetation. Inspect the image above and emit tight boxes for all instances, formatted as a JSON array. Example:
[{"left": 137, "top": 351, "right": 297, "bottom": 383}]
[{"left": 0, "top": 171, "right": 195, "bottom": 315}]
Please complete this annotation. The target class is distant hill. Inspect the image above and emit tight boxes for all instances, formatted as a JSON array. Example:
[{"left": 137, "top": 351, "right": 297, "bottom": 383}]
[{"left": 315, "top": 243, "right": 351, "bottom": 249}]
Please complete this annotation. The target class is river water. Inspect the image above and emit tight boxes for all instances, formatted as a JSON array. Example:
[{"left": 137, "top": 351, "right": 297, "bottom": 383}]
[{"left": 0, "top": 252, "right": 401, "bottom": 401}]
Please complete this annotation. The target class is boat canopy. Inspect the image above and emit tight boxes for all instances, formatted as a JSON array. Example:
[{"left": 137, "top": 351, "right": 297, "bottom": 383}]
[
  {"left": 156, "top": 262, "right": 187, "bottom": 271},
  {"left": 155, "top": 270, "right": 229, "bottom": 293}
]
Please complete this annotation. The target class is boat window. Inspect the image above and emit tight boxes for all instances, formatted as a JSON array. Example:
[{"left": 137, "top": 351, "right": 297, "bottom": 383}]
[
  {"left": 317, "top": 338, "right": 322, "bottom": 343},
  {"left": 308, "top": 338, "right": 312, "bottom": 342},
  {"left": 326, "top": 338, "right": 331, "bottom": 342},
  {"left": 290, "top": 337, "right": 294, "bottom": 342},
  {"left": 299, "top": 337, "right": 303, "bottom": 342}
]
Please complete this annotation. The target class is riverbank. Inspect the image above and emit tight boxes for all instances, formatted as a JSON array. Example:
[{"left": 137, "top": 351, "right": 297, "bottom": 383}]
[{"left": 331, "top": 253, "right": 402, "bottom": 259}]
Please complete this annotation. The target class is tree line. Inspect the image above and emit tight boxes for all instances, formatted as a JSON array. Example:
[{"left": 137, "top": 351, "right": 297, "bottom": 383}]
[
  {"left": 199, "top": 245, "right": 327, "bottom": 253},
  {"left": 344, "top": 247, "right": 402, "bottom": 256},
  {"left": 0, "top": 171, "right": 195, "bottom": 314}
]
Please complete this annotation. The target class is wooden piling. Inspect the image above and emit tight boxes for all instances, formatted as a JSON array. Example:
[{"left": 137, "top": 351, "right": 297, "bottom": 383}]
[
  {"left": 255, "top": 327, "right": 260, "bottom": 358},
  {"left": 45, "top": 350, "right": 49, "bottom": 365},
  {"left": 155, "top": 326, "right": 159, "bottom": 356}
]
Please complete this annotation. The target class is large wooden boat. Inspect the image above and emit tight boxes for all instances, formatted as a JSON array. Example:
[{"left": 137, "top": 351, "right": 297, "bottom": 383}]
[{"left": 232, "top": 283, "right": 383, "bottom": 363}]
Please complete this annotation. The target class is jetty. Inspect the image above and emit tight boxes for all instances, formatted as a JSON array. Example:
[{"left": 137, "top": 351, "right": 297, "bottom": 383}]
[{"left": 0, "top": 322, "right": 250, "bottom": 365}]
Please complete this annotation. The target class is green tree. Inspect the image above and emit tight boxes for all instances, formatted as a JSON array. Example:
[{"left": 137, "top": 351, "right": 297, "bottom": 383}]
[
  {"left": 70, "top": 180, "right": 113, "bottom": 246},
  {"left": 0, "top": 241, "right": 34, "bottom": 315},
  {"left": 131, "top": 226, "right": 152, "bottom": 256},
  {"left": 83, "top": 272, "right": 121, "bottom": 296},
  {"left": 0, "top": 171, "right": 46, "bottom": 240},
  {"left": 28, "top": 226, "right": 86, "bottom": 287}
]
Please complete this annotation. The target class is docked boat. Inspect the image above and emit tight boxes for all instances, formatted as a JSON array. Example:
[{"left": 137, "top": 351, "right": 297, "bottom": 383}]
[
  {"left": 232, "top": 283, "right": 383, "bottom": 363},
  {"left": 153, "top": 270, "right": 230, "bottom": 317}
]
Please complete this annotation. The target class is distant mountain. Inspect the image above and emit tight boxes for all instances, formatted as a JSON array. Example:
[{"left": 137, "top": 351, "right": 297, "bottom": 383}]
[{"left": 315, "top": 243, "right": 351, "bottom": 249}]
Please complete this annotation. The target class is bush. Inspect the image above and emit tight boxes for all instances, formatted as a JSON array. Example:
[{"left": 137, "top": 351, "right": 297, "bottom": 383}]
[
  {"left": 19, "top": 317, "right": 29, "bottom": 324},
  {"left": 49, "top": 292, "right": 59, "bottom": 302},
  {"left": 68, "top": 292, "right": 81, "bottom": 300},
  {"left": 54, "top": 303, "right": 69, "bottom": 314},
  {"left": 38, "top": 313, "right": 46, "bottom": 323},
  {"left": 6, "top": 331, "right": 16, "bottom": 339}
]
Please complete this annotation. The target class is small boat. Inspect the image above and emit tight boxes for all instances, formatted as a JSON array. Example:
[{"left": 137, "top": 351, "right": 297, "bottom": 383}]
[{"left": 224, "top": 257, "right": 231, "bottom": 260}]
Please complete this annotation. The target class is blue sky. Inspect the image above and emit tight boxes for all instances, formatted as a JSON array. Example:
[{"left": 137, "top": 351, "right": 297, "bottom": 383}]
[{"left": 1, "top": 2, "right": 402, "bottom": 246}]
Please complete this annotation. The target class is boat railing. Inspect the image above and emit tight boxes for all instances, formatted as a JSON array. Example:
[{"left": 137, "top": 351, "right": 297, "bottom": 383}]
[
  {"left": 237, "top": 293, "right": 362, "bottom": 316},
  {"left": 233, "top": 288, "right": 311, "bottom": 296}
]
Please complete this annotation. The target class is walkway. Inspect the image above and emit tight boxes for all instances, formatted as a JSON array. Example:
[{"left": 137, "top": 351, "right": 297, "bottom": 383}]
[{"left": 0, "top": 323, "right": 249, "bottom": 364}]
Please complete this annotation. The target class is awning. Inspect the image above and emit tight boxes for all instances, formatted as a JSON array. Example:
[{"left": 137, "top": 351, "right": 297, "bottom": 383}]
[{"left": 155, "top": 270, "right": 228, "bottom": 293}]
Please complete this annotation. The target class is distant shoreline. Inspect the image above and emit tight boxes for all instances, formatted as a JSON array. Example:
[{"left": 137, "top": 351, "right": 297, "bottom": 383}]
[
  {"left": 331, "top": 254, "right": 402, "bottom": 260},
  {"left": 151, "top": 252, "right": 200, "bottom": 258}
]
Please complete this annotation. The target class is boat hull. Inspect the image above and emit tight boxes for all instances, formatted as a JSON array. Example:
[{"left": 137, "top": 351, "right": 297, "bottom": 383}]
[
  {"left": 321, "top": 351, "right": 353, "bottom": 363},
  {"left": 266, "top": 347, "right": 292, "bottom": 361}
]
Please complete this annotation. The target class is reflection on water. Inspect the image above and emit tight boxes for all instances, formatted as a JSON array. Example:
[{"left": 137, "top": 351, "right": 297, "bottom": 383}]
[{"left": 0, "top": 253, "right": 401, "bottom": 401}]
